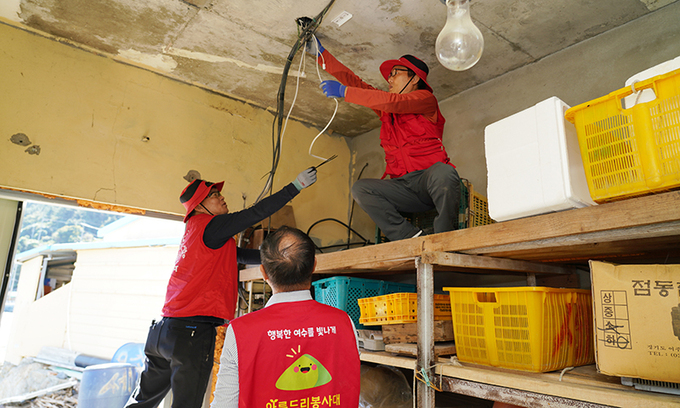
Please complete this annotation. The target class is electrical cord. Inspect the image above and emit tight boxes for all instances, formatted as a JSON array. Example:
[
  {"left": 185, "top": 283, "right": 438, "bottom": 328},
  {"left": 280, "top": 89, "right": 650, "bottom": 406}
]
[
  {"left": 317, "top": 242, "right": 373, "bottom": 251},
  {"left": 347, "top": 162, "right": 369, "bottom": 249},
  {"left": 308, "top": 33, "right": 339, "bottom": 160},
  {"left": 306, "top": 218, "right": 371, "bottom": 253},
  {"left": 254, "top": 1, "right": 336, "bottom": 205}
]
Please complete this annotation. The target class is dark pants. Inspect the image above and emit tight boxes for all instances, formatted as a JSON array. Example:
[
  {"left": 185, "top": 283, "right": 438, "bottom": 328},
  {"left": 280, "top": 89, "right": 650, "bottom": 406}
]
[
  {"left": 125, "top": 317, "right": 216, "bottom": 408},
  {"left": 351, "top": 162, "right": 461, "bottom": 241}
]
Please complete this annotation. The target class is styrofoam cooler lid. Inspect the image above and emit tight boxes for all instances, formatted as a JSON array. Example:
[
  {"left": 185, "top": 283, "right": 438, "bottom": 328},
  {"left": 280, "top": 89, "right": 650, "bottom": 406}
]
[
  {"left": 625, "top": 55, "right": 680, "bottom": 86},
  {"left": 623, "top": 56, "right": 680, "bottom": 108}
]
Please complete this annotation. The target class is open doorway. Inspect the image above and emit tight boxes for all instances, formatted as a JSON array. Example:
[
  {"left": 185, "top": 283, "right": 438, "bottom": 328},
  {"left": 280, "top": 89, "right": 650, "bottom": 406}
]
[{"left": 0, "top": 198, "right": 184, "bottom": 403}]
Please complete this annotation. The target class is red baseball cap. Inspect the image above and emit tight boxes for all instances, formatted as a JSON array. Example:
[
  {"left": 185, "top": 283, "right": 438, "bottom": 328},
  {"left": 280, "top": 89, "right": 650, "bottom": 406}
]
[
  {"left": 379, "top": 55, "right": 433, "bottom": 93},
  {"left": 179, "top": 179, "right": 224, "bottom": 223}
]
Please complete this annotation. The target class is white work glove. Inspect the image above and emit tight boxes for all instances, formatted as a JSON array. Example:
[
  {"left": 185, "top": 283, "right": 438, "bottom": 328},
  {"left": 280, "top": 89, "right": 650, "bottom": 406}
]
[{"left": 292, "top": 168, "right": 317, "bottom": 191}]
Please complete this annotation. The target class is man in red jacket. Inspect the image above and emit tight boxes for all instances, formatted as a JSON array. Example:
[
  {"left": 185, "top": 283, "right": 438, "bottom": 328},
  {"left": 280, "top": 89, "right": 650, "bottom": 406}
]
[
  {"left": 210, "top": 226, "right": 360, "bottom": 408},
  {"left": 126, "top": 168, "right": 317, "bottom": 408},
  {"left": 313, "top": 39, "right": 461, "bottom": 241}
]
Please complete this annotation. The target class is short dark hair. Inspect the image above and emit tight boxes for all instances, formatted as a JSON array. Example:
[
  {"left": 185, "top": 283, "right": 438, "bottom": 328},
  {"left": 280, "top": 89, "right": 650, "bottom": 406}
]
[{"left": 260, "top": 226, "right": 316, "bottom": 288}]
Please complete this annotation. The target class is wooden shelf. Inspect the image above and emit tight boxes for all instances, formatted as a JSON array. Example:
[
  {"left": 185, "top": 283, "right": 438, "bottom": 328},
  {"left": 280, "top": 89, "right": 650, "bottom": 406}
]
[
  {"left": 239, "top": 191, "right": 680, "bottom": 407},
  {"left": 311, "top": 190, "right": 680, "bottom": 274},
  {"left": 360, "top": 351, "right": 680, "bottom": 408}
]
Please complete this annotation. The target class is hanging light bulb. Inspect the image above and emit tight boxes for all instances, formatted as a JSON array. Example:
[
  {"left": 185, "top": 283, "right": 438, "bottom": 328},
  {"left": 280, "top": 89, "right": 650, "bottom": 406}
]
[{"left": 435, "top": 0, "right": 484, "bottom": 71}]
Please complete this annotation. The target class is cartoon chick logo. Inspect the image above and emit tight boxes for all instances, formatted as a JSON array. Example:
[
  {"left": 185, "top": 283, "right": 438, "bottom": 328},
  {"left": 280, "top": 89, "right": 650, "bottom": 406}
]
[{"left": 275, "top": 345, "right": 331, "bottom": 391}]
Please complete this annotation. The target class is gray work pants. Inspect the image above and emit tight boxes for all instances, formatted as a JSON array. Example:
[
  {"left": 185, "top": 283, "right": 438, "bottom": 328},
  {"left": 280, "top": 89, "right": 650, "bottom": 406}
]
[{"left": 351, "top": 162, "right": 461, "bottom": 241}]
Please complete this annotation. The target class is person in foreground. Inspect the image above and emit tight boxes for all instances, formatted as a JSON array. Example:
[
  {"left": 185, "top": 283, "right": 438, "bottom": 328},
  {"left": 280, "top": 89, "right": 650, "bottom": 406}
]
[
  {"left": 312, "top": 38, "right": 461, "bottom": 241},
  {"left": 211, "top": 226, "right": 361, "bottom": 408},
  {"left": 126, "top": 168, "right": 317, "bottom": 408}
]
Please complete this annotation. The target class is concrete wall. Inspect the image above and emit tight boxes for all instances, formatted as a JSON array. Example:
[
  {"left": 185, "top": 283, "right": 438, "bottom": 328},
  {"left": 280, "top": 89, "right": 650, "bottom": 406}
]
[
  {"left": 0, "top": 20, "right": 352, "bottom": 247},
  {"left": 348, "top": 2, "right": 680, "bottom": 239}
]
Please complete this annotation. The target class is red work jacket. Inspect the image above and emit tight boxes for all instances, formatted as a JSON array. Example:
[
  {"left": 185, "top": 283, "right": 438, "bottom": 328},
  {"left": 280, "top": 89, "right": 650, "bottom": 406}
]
[{"left": 321, "top": 50, "right": 454, "bottom": 179}]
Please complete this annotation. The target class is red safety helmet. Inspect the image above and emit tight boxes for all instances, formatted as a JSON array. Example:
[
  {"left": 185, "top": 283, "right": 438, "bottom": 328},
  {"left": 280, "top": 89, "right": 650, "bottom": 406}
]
[{"left": 179, "top": 179, "right": 224, "bottom": 223}]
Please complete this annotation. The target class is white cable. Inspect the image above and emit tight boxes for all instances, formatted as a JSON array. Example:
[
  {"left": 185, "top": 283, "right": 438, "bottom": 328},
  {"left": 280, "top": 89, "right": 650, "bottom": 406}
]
[
  {"left": 559, "top": 366, "right": 574, "bottom": 381},
  {"left": 308, "top": 99, "right": 338, "bottom": 160},
  {"left": 268, "top": 33, "right": 338, "bottom": 178},
  {"left": 255, "top": 43, "right": 306, "bottom": 204},
  {"left": 308, "top": 34, "right": 338, "bottom": 161}
]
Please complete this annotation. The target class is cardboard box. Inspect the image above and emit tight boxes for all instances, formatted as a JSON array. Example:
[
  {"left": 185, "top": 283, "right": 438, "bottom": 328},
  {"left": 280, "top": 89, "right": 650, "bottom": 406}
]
[
  {"left": 590, "top": 261, "right": 680, "bottom": 382},
  {"left": 256, "top": 204, "right": 296, "bottom": 229}
]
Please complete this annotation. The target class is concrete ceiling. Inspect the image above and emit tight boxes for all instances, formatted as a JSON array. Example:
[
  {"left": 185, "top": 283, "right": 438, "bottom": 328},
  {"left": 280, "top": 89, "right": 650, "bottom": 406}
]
[{"left": 8, "top": 0, "right": 678, "bottom": 137}]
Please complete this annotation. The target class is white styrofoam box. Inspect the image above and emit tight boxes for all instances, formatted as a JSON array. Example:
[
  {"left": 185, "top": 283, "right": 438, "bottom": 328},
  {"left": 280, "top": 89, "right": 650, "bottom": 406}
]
[
  {"left": 625, "top": 55, "right": 680, "bottom": 86},
  {"left": 484, "top": 96, "right": 596, "bottom": 222},
  {"left": 623, "top": 55, "right": 680, "bottom": 108}
]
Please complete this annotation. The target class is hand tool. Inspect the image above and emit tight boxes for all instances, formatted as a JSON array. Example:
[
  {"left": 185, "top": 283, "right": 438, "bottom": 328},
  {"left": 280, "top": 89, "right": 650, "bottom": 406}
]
[{"left": 312, "top": 154, "right": 337, "bottom": 170}]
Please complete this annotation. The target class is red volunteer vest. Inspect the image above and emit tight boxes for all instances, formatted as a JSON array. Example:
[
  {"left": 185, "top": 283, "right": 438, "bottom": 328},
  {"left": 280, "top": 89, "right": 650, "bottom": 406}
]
[
  {"left": 232, "top": 300, "right": 360, "bottom": 408},
  {"left": 380, "top": 105, "right": 453, "bottom": 179},
  {"left": 161, "top": 214, "right": 237, "bottom": 320}
]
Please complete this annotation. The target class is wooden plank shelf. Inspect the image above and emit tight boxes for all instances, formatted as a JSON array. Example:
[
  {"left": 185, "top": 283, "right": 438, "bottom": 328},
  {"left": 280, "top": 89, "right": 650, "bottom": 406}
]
[
  {"left": 360, "top": 351, "right": 680, "bottom": 408},
  {"left": 310, "top": 190, "right": 680, "bottom": 273},
  {"left": 239, "top": 191, "right": 680, "bottom": 407},
  {"left": 384, "top": 342, "right": 456, "bottom": 358}
]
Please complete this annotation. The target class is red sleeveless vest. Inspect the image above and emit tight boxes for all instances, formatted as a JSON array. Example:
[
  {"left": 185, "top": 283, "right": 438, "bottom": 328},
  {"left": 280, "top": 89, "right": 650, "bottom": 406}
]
[
  {"left": 232, "top": 300, "right": 360, "bottom": 408},
  {"left": 162, "top": 214, "right": 237, "bottom": 320},
  {"left": 379, "top": 101, "right": 453, "bottom": 179}
]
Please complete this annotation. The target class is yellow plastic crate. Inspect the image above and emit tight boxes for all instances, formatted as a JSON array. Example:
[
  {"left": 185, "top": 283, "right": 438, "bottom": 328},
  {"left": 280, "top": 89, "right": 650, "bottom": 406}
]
[
  {"left": 443, "top": 287, "right": 594, "bottom": 373},
  {"left": 358, "top": 293, "right": 451, "bottom": 325},
  {"left": 565, "top": 68, "right": 680, "bottom": 203},
  {"left": 465, "top": 181, "right": 495, "bottom": 227}
]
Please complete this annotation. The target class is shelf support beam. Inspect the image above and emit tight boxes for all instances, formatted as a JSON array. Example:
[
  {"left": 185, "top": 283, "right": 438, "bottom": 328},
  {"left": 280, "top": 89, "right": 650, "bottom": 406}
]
[
  {"left": 416, "top": 257, "right": 435, "bottom": 408},
  {"left": 420, "top": 251, "right": 576, "bottom": 274},
  {"left": 439, "top": 377, "right": 611, "bottom": 407}
]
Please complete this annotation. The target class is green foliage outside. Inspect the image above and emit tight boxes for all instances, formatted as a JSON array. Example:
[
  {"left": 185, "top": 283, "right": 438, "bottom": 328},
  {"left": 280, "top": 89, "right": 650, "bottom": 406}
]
[{"left": 17, "top": 202, "right": 124, "bottom": 254}]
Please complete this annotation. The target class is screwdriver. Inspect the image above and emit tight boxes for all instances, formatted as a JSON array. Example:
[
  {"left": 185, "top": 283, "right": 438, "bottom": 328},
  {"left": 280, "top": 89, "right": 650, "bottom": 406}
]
[{"left": 312, "top": 154, "right": 337, "bottom": 170}]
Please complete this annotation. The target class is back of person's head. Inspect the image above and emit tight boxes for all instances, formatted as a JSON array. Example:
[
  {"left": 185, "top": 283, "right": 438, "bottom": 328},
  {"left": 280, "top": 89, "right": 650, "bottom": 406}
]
[{"left": 260, "top": 226, "right": 316, "bottom": 289}]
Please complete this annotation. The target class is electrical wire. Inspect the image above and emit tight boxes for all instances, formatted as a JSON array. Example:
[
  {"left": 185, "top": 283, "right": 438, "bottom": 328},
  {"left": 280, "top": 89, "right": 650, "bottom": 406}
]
[
  {"left": 308, "top": 34, "right": 339, "bottom": 160},
  {"left": 347, "top": 162, "right": 369, "bottom": 248},
  {"left": 254, "top": 1, "right": 336, "bottom": 205},
  {"left": 305, "top": 218, "right": 371, "bottom": 253},
  {"left": 281, "top": 39, "right": 339, "bottom": 162},
  {"left": 306, "top": 218, "right": 369, "bottom": 243},
  {"left": 277, "top": 45, "right": 307, "bottom": 165}
]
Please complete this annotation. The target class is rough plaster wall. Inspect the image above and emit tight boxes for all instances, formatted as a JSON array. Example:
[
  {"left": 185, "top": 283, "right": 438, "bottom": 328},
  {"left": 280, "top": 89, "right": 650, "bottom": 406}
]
[
  {"left": 348, "top": 2, "right": 680, "bottom": 235},
  {"left": 0, "top": 22, "right": 352, "bottom": 246},
  {"left": 347, "top": 127, "right": 384, "bottom": 242}
]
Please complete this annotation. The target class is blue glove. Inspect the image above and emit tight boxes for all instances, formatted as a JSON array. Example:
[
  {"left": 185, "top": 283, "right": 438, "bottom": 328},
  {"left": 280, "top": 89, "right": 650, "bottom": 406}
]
[
  {"left": 305, "top": 37, "right": 325, "bottom": 57},
  {"left": 320, "top": 80, "right": 346, "bottom": 98}
]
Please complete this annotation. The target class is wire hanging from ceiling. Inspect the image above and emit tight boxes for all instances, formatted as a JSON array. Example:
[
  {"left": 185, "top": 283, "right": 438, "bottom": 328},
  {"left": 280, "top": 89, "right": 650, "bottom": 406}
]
[{"left": 254, "top": 0, "right": 336, "bottom": 204}]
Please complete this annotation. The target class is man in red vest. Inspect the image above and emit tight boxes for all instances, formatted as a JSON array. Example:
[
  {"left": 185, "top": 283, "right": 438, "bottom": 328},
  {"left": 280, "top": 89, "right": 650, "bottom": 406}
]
[
  {"left": 211, "top": 226, "right": 360, "bottom": 408},
  {"left": 126, "top": 168, "right": 317, "bottom": 408},
  {"left": 312, "top": 39, "right": 461, "bottom": 241}
]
